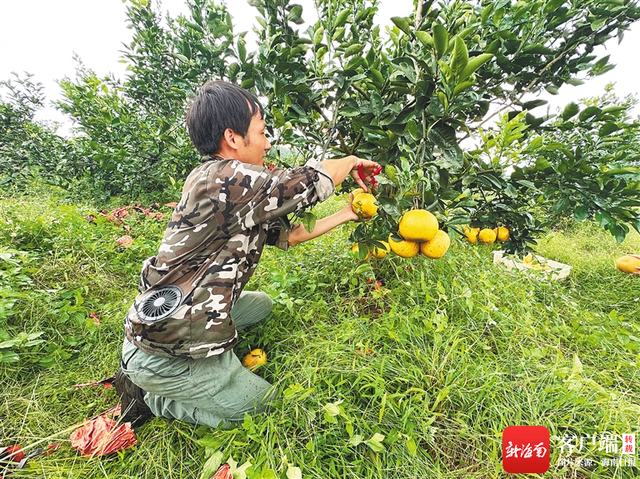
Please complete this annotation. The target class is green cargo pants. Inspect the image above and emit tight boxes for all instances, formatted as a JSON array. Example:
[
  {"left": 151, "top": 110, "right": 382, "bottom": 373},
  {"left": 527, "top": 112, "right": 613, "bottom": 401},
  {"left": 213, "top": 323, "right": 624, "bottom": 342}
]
[{"left": 121, "top": 291, "right": 275, "bottom": 428}]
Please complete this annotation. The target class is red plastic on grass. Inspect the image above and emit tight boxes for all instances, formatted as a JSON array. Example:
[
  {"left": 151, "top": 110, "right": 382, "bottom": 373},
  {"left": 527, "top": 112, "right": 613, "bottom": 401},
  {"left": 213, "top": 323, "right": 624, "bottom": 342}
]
[{"left": 70, "top": 414, "right": 136, "bottom": 457}]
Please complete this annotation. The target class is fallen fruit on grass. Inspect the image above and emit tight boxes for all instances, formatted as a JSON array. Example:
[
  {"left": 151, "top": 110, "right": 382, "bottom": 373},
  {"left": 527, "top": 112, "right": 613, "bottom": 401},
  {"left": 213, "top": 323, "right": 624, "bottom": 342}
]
[
  {"left": 242, "top": 349, "right": 267, "bottom": 369},
  {"left": 420, "top": 230, "right": 451, "bottom": 259},
  {"left": 388, "top": 234, "right": 420, "bottom": 258},
  {"left": 352, "top": 243, "right": 370, "bottom": 260},
  {"left": 371, "top": 241, "right": 390, "bottom": 259},
  {"left": 463, "top": 226, "right": 480, "bottom": 243},
  {"left": 615, "top": 255, "right": 640, "bottom": 274},
  {"left": 494, "top": 226, "right": 510, "bottom": 242},
  {"left": 478, "top": 228, "right": 497, "bottom": 245},
  {"left": 351, "top": 193, "right": 378, "bottom": 218},
  {"left": 398, "top": 209, "right": 438, "bottom": 242}
]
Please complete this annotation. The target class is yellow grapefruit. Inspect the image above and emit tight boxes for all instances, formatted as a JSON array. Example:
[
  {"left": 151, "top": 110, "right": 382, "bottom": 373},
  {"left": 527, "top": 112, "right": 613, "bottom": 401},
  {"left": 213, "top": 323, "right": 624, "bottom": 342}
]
[
  {"left": 494, "top": 226, "right": 510, "bottom": 242},
  {"left": 371, "top": 241, "right": 390, "bottom": 259},
  {"left": 478, "top": 228, "right": 497, "bottom": 245},
  {"left": 242, "top": 349, "right": 267, "bottom": 369},
  {"left": 420, "top": 230, "right": 451, "bottom": 259},
  {"left": 463, "top": 226, "right": 480, "bottom": 243},
  {"left": 351, "top": 188, "right": 365, "bottom": 198},
  {"left": 351, "top": 193, "right": 378, "bottom": 218},
  {"left": 615, "top": 255, "right": 640, "bottom": 274},
  {"left": 351, "top": 243, "right": 370, "bottom": 260},
  {"left": 398, "top": 209, "right": 439, "bottom": 242},
  {"left": 388, "top": 234, "right": 419, "bottom": 258}
]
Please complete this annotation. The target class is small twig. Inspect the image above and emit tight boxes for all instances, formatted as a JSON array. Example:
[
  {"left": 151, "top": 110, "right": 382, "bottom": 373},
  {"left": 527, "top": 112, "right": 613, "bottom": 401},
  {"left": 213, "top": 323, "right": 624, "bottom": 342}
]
[{"left": 416, "top": 0, "right": 424, "bottom": 29}]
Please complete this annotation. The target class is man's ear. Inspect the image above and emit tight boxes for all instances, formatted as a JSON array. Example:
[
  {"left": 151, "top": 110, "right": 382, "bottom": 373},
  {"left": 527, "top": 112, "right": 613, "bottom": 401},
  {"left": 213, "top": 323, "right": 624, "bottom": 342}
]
[{"left": 221, "top": 128, "right": 240, "bottom": 152}]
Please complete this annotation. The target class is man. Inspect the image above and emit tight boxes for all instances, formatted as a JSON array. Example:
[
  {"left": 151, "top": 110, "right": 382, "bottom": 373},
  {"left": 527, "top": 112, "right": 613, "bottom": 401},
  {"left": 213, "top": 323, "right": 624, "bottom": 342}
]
[{"left": 116, "top": 80, "right": 380, "bottom": 428}]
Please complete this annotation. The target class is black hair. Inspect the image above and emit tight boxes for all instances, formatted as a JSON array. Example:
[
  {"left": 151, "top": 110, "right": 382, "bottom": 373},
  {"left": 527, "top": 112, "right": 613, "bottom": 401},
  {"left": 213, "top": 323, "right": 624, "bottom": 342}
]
[{"left": 186, "top": 81, "right": 264, "bottom": 156}]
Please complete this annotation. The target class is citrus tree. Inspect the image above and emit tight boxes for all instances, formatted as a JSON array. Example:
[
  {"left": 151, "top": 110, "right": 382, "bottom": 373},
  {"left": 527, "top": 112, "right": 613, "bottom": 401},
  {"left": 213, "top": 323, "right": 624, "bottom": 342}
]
[
  {"left": 43, "top": 0, "right": 640, "bottom": 251},
  {"left": 0, "top": 73, "right": 71, "bottom": 188},
  {"left": 241, "top": 0, "right": 640, "bottom": 253}
]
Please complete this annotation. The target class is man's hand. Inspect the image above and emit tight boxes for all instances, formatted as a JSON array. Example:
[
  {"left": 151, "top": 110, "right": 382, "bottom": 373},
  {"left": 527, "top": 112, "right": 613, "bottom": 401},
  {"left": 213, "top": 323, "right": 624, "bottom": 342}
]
[
  {"left": 320, "top": 155, "right": 381, "bottom": 192},
  {"left": 350, "top": 158, "right": 381, "bottom": 191}
]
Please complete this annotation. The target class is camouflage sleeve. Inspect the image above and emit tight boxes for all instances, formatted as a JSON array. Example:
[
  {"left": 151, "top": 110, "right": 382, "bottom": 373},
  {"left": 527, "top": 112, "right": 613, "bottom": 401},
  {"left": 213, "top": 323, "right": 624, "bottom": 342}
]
[{"left": 212, "top": 159, "right": 335, "bottom": 237}]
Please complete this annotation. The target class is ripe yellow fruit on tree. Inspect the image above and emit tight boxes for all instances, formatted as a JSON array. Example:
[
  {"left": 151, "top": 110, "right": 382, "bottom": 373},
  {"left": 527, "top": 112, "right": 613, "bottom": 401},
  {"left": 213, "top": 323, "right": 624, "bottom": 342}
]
[
  {"left": 615, "top": 255, "right": 640, "bottom": 274},
  {"left": 420, "top": 230, "right": 451, "bottom": 259},
  {"left": 463, "top": 226, "right": 479, "bottom": 243},
  {"left": 478, "top": 228, "right": 497, "bottom": 245},
  {"left": 242, "top": 348, "right": 267, "bottom": 369},
  {"left": 351, "top": 188, "right": 365, "bottom": 198},
  {"left": 388, "top": 234, "right": 420, "bottom": 258},
  {"left": 494, "top": 226, "right": 510, "bottom": 242},
  {"left": 398, "top": 209, "right": 438, "bottom": 242},
  {"left": 371, "top": 241, "right": 390, "bottom": 259},
  {"left": 351, "top": 193, "right": 378, "bottom": 218},
  {"left": 352, "top": 243, "right": 370, "bottom": 260}
]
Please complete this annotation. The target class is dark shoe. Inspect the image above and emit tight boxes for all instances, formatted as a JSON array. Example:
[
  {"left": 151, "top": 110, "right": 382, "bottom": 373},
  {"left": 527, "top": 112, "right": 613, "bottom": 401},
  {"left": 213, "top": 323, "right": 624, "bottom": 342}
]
[{"left": 114, "top": 368, "right": 154, "bottom": 428}]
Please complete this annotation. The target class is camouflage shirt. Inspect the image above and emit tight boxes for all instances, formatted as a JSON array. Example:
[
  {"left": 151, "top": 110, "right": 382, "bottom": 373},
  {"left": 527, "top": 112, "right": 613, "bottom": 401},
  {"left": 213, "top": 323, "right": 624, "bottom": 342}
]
[{"left": 124, "top": 158, "right": 334, "bottom": 359}]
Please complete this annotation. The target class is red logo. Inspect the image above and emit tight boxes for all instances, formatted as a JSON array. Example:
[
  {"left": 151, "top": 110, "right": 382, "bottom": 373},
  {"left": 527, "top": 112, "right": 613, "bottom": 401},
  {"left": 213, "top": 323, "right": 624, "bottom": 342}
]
[{"left": 503, "top": 426, "right": 550, "bottom": 473}]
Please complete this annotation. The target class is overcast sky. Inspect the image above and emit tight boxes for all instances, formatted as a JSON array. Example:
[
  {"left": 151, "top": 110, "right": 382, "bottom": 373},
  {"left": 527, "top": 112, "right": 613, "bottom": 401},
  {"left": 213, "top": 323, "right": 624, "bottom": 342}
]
[{"left": 1, "top": 0, "right": 639, "bottom": 132}]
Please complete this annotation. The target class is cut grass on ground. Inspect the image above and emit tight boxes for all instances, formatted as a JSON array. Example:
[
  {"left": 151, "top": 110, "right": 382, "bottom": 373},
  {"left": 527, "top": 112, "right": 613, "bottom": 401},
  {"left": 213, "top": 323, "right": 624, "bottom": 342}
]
[{"left": 1, "top": 192, "right": 638, "bottom": 478}]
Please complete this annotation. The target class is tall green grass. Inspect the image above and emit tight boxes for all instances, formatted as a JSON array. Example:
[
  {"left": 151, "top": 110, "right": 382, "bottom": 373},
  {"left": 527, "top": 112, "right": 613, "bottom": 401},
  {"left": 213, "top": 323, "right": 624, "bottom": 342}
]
[{"left": 1, "top": 189, "right": 638, "bottom": 478}]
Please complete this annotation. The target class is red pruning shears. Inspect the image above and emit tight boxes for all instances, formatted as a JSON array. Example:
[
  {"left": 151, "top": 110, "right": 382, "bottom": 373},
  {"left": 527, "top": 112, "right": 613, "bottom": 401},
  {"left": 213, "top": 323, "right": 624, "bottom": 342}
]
[{"left": 358, "top": 163, "right": 383, "bottom": 190}]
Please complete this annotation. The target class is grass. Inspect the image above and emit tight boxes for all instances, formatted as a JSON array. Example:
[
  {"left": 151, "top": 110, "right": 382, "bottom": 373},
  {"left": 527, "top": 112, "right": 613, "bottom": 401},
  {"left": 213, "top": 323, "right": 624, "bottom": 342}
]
[{"left": 1, "top": 187, "right": 639, "bottom": 478}]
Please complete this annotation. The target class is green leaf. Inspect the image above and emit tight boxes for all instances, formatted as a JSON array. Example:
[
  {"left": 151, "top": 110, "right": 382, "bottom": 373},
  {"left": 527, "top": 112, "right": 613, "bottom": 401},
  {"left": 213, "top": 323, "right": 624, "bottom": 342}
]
[
  {"left": 370, "top": 91, "right": 383, "bottom": 116},
  {"left": 578, "top": 106, "right": 601, "bottom": 121},
  {"left": 313, "top": 26, "right": 324, "bottom": 46},
  {"left": 301, "top": 211, "right": 316, "bottom": 233},
  {"left": 451, "top": 36, "right": 469, "bottom": 77},
  {"left": 591, "top": 17, "right": 606, "bottom": 31},
  {"left": 335, "top": 9, "right": 350, "bottom": 28},
  {"left": 452, "top": 81, "right": 474, "bottom": 98},
  {"left": 405, "top": 120, "right": 419, "bottom": 140},
  {"left": 428, "top": 124, "right": 457, "bottom": 150},
  {"left": 348, "top": 435, "right": 364, "bottom": 446},
  {"left": 332, "top": 27, "right": 346, "bottom": 41},
  {"left": 574, "top": 204, "right": 589, "bottom": 221},
  {"left": 552, "top": 198, "right": 570, "bottom": 215},
  {"left": 433, "top": 24, "right": 449, "bottom": 59},
  {"left": 562, "top": 102, "right": 580, "bottom": 121},
  {"left": 406, "top": 436, "right": 418, "bottom": 456},
  {"left": 198, "top": 451, "right": 224, "bottom": 479},
  {"left": 286, "top": 467, "right": 302, "bottom": 479},
  {"left": 237, "top": 37, "right": 246, "bottom": 63},
  {"left": 525, "top": 136, "right": 543, "bottom": 151},
  {"left": 365, "top": 433, "right": 386, "bottom": 453},
  {"left": 345, "top": 43, "right": 364, "bottom": 57},
  {"left": 415, "top": 31, "right": 433, "bottom": 47},
  {"left": 481, "top": 4, "right": 494, "bottom": 24},
  {"left": 522, "top": 99, "right": 548, "bottom": 110},
  {"left": 458, "top": 53, "right": 493, "bottom": 82},
  {"left": 391, "top": 17, "right": 412, "bottom": 35},
  {"left": 599, "top": 122, "right": 621, "bottom": 137},
  {"left": 544, "top": 0, "right": 565, "bottom": 15}
]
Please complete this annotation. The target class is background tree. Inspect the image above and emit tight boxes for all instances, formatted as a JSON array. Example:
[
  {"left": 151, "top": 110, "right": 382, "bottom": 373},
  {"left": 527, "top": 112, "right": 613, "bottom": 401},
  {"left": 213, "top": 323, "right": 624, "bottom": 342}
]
[{"left": 0, "top": 73, "right": 71, "bottom": 188}]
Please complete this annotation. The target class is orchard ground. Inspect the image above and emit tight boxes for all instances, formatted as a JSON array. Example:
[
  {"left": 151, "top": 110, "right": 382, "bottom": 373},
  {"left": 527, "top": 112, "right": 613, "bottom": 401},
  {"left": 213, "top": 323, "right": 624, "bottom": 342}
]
[{"left": 0, "top": 184, "right": 639, "bottom": 479}]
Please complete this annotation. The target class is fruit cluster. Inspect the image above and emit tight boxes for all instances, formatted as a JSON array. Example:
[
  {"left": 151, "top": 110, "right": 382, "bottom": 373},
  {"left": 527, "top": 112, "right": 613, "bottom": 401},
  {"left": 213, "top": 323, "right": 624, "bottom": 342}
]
[
  {"left": 463, "top": 226, "right": 509, "bottom": 244},
  {"left": 388, "top": 209, "right": 450, "bottom": 259},
  {"left": 349, "top": 189, "right": 450, "bottom": 260}
]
